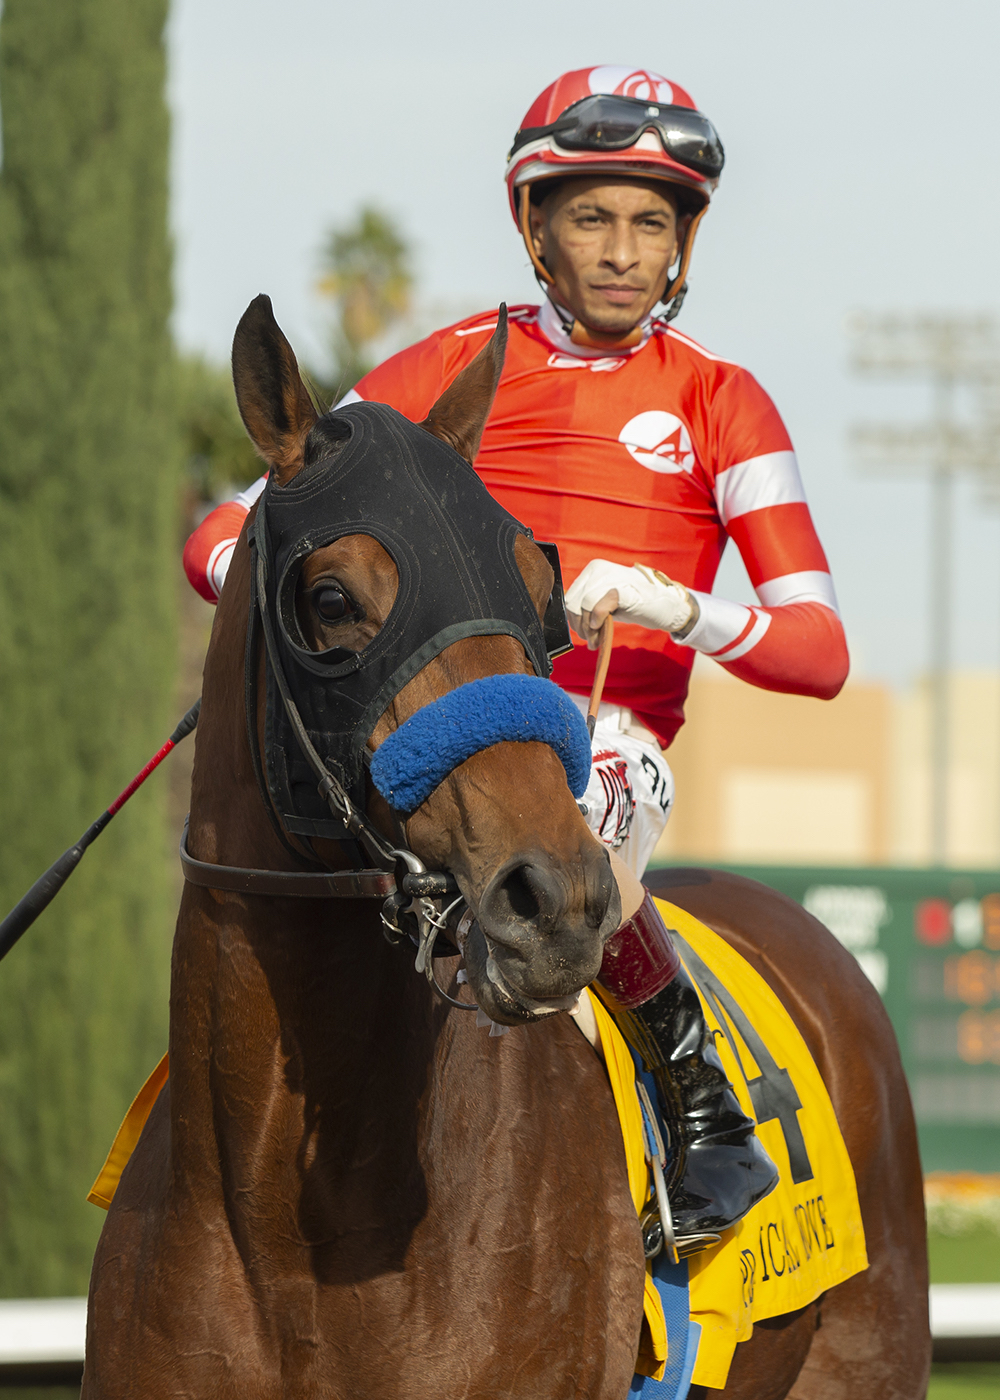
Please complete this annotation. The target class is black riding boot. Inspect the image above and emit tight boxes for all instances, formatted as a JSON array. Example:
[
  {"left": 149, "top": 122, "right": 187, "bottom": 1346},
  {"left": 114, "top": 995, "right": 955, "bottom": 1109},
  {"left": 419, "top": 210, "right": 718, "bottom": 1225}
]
[{"left": 598, "top": 893, "right": 779, "bottom": 1250}]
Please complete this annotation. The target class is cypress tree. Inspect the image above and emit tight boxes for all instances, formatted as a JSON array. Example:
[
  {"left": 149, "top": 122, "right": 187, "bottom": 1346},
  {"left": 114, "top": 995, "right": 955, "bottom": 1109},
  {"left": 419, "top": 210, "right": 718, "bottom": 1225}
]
[{"left": 0, "top": 0, "right": 177, "bottom": 1296}]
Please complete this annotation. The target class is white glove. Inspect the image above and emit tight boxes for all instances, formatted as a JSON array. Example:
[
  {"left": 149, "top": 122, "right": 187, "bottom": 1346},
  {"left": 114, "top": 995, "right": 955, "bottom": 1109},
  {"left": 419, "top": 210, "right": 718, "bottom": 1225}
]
[{"left": 565, "top": 559, "right": 698, "bottom": 646}]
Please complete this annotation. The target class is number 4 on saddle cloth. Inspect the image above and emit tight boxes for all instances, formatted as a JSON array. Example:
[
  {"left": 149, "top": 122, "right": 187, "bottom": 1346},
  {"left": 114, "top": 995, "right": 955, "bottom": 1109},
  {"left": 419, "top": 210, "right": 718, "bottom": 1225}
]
[
  {"left": 589, "top": 898, "right": 869, "bottom": 1397},
  {"left": 88, "top": 900, "right": 868, "bottom": 1399}
]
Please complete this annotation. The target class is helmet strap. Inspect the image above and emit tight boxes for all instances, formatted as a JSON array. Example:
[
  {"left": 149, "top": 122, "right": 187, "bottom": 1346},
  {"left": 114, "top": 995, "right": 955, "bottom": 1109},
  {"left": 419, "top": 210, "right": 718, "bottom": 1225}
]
[
  {"left": 660, "top": 283, "right": 688, "bottom": 324},
  {"left": 548, "top": 293, "right": 645, "bottom": 351},
  {"left": 519, "top": 184, "right": 556, "bottom": 287},
  {"left": 660, "top": 203, "right": 707, "bottom": 314}
]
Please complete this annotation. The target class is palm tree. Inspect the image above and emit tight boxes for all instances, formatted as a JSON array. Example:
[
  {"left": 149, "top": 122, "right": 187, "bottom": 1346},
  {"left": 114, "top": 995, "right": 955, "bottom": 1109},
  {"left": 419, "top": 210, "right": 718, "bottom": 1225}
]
[{"left": 317, "top": 205, "right": 413, "bottom": 399}]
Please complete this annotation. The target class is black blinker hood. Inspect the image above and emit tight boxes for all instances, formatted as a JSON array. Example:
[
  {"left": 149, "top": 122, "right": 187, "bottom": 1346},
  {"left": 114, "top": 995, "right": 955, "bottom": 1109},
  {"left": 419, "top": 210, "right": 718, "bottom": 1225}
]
[{"left": 249, "top": 400, "right": 554, "bottom": 841}]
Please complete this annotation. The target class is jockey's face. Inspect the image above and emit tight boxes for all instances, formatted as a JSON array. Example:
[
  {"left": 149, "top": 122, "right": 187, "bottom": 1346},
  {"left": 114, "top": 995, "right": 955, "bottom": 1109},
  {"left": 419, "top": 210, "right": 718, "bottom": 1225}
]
[{"left": 529, "top": 177, "right": 689, "bottom": 337}]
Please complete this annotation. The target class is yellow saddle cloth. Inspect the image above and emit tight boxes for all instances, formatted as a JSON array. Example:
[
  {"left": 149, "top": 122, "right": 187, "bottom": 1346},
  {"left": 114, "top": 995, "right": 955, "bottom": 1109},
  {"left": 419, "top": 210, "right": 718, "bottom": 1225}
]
[
  {"left": 593, "top": 898, "right": 868, "bottom": 1390},
  {"left": 89, "top": 897, "right": 867, "bottom": 1393}
]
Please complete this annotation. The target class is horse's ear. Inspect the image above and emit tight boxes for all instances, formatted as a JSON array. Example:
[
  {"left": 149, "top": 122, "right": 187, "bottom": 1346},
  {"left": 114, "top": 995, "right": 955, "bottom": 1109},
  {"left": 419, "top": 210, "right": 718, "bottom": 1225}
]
[
  {"left": 232, "top": 294, "right": 318, "bottom": 486},
  {"left": 419, "top": 304, "right": 507, "bottom": 464}
]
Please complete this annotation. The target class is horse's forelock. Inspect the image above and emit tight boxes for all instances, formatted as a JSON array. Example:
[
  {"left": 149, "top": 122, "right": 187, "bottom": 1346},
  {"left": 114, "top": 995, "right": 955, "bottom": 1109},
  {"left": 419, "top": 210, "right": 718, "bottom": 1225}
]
[{"left": 303, "top": 414, "right": 353, "bottom": 467}]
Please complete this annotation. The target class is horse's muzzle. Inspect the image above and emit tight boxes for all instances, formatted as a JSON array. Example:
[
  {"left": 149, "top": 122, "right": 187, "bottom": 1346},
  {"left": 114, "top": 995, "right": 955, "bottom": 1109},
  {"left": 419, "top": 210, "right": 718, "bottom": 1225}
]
[{"left": 462, "top": 845, "right": 621, "bottom": 1024}]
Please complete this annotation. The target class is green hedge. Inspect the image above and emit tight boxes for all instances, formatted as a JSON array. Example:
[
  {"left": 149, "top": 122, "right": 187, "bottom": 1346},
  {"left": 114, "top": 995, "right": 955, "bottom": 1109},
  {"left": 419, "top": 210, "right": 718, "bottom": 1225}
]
[{"left": 0, "top": 0, "right": 178, "bottom": 1295}]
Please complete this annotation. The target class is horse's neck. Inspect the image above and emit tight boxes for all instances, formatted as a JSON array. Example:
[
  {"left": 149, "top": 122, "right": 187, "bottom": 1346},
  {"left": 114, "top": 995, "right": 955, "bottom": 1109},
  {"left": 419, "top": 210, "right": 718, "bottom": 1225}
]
[
  {"left": 170, "top": 883, "right": 451, "bottom": 1247},
  {"left": 175, "top": 537, "right": 446, "bottom": 1235},
  {"left": 173, "top": 539, "right": 575, "bottom": 1271}
]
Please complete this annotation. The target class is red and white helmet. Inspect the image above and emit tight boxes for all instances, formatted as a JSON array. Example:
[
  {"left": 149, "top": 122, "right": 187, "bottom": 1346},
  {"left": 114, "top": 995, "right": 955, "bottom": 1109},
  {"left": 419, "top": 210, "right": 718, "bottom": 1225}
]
[
  {"left": 505, "top": 66, "right": 723, "bottom": 224},
  {"left": 505, "top": 66, "right": 724, "bottom": 314}
]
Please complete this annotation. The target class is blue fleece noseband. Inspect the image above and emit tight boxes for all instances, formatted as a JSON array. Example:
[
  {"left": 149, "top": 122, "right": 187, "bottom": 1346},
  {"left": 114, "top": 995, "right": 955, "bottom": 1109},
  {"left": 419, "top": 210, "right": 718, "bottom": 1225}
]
[{"left": 369, "top": 675, "right": 592, "bottom": 814}]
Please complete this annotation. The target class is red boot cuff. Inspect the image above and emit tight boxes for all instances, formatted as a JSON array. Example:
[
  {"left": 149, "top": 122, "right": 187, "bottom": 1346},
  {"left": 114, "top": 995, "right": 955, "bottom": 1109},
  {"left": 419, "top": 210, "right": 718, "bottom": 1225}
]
[{"left": 598, "top": 891, "right": 681, "bottom": 1009}]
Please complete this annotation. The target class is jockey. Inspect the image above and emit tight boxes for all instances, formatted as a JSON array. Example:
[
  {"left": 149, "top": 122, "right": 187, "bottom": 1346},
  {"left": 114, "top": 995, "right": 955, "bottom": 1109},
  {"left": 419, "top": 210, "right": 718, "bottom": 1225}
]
[{"left": 184, "top": 66, "right": 848, "bottom": 1249}]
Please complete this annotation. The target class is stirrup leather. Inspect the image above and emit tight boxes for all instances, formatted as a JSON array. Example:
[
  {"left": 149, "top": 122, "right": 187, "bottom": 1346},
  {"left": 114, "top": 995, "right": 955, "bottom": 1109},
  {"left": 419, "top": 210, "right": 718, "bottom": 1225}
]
[{"left": 636, "top": 1076, "right": 722, "bottom": 1262}]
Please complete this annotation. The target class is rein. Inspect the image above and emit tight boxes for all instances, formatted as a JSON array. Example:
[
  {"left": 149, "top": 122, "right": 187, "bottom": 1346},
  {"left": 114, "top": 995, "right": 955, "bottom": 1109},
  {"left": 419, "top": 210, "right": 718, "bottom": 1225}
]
[
  {"left": 179, "top": 819, "right": 476, "bottom": 1013},
  {"left": 179, "top": 825, "right": 395, "bottom": 899}
]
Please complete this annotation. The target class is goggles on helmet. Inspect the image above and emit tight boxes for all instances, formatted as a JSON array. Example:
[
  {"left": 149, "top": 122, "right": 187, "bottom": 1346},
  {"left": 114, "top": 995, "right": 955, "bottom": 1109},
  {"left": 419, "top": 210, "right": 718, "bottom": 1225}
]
[{"left": 509, "top": 94, "right": 725, "bottom": 181}]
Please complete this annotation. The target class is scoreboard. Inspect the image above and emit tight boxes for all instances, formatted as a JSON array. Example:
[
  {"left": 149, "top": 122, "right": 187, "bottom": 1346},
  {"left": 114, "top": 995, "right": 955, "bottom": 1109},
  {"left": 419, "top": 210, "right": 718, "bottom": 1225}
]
[{"left": 659, "top": 863, "right": 1000, "bottom": 1172}]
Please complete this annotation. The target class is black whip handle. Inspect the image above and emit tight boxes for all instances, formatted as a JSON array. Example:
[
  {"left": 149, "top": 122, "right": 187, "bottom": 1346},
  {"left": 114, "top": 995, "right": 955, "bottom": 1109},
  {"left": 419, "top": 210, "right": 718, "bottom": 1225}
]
[
  {"left": 0, "top": 697, "right": 202, "bottom": 964},
  {"left": 0, "top": 839, "right": 91, "bottom": 962},
  {"left": 169, "top": 697, "right": 201, "bottom": 745}
]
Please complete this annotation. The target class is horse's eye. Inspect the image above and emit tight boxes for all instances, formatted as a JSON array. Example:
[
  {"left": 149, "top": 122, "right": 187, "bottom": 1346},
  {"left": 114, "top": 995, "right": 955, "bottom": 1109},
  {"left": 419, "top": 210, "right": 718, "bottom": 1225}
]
[{"left": 314, "top": 586, "right": 349, "bottom": 623}]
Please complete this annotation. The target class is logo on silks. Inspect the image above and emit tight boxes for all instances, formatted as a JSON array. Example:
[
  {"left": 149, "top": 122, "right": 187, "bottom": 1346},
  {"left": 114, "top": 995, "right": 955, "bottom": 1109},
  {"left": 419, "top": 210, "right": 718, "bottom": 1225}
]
[
  {"left": 618, "top": 410, "right": 696, "bottom": 473},
  {"left": 587, "top": 747, "right": 636, "bottom": 849},
  {"left": 588, "top": 65, "right": 674, "bottom": 103}
]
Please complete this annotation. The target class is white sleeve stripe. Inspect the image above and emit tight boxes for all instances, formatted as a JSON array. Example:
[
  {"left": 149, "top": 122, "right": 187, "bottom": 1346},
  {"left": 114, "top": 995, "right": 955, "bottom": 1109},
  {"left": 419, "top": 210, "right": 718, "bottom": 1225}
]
[
  {"left": 756, "top": 570, "right": 840, "bottom": 615},
  {"left": 206, "top": 539, "right": 237, "bottom": 599},
  {"left": 711, "top": 610, "right": 772, "bottom": 661},
  {"left": 333, "top": 387, "right": 364, "bottom": 408},
  {"left": 233, "top": 475, "right": 267, "bottom": 510},
  {"left": 675, "top": 591, "right": 754, "bottom": 655},
  {"left": 663, "top": 327, "right": 738, "bottom": 365},
  {"left": 713, "top": 450, "right": 805, "bottom": 526}
]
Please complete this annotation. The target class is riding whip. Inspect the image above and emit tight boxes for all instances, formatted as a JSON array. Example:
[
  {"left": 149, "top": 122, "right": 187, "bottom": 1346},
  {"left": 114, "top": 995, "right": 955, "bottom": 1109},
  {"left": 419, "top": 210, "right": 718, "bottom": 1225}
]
[
  {"left": 0, "top": 698, "right": 201, "bottom": 963},
  {"left": 587, "top": 616, "right": 615, "bottom": 737}
]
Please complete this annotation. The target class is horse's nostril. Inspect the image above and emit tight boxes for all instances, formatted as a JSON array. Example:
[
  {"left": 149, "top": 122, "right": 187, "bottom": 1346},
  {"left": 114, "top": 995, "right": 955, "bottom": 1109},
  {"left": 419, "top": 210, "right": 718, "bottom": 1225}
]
[
  {"left": 499, "top": 866, "right": 543, "bottom": 923},
  {"left": 482, "top": 862, "right": 564, "bottom": 935}
]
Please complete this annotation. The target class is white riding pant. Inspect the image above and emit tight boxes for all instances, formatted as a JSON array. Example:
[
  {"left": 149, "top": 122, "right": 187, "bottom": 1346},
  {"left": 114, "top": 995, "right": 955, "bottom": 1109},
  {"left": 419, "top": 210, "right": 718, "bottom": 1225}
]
[{"left": 567, "top": 694, "right": 674, "bottom": 879}]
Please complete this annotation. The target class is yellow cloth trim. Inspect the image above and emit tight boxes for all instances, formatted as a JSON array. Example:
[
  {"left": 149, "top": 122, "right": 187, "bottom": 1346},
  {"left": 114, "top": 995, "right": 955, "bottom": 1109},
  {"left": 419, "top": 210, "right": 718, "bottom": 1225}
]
[
  {"left": 588, "top": 992, "right": 668, "bottom": 1382},
  {"left": 87, "top": 1052, "right": 169, "bottom": 1210}
]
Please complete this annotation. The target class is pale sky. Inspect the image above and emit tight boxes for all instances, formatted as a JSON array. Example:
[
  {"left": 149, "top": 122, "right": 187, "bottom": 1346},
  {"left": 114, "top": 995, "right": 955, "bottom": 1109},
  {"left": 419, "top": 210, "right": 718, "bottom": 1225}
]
[{"left": 168, "top": 0, "right": 1000, "bottom": 689}]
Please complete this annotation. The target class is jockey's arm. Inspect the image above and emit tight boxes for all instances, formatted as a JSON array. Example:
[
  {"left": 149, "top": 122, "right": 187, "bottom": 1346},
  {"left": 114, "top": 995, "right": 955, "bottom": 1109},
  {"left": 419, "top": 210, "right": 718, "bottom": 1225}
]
[
  {"left": 186, "top": 482, "right": 847, "bottom": 703},
  {"left": 182, "top": 476, "right": 267, "bottom": 602},
  {"left": 183, "top": 397, "right": 367, "bottom": 601},
  {"left": 566, "top": 496, "right": 848, "bottom": 701},
  {"left": 686, "top": 474, "right": 848, "bottom": 696}
]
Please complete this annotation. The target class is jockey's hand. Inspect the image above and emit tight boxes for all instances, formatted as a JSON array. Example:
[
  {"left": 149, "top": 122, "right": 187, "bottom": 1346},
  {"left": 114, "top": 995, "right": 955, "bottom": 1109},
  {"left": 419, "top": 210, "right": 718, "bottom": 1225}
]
[{"left": 565, "top": 559, "right": 700, "bottom": 650}]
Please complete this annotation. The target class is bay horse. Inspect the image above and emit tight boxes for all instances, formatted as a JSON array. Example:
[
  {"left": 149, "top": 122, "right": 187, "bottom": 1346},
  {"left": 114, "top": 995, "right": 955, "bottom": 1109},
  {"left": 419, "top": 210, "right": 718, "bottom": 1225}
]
[{"left": 83, "top": 298, "right": 929, "bottom": 1399}]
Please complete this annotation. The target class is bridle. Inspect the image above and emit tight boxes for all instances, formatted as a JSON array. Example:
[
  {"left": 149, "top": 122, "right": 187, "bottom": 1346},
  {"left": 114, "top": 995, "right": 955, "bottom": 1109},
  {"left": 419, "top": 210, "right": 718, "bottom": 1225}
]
[
  {"left": 180, "top": 817, "right": 474, "bottom": 1010},
  {"left": 180, "top": 401, "right": 593, "bottom": 1012},
  {"left": 180, "top": 546, "right": 612, "bottom": 1014},
  {"left": 183, "top": 531, "right": 480, "bottom": 1009},
  {"left": 267, "top": 520, "right": 483, "bottom": 994}
]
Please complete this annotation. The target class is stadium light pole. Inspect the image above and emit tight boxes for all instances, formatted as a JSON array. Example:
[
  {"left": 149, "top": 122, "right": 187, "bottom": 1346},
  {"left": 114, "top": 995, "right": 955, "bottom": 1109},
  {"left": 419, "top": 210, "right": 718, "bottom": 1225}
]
[
  {"left": 975, "top": 373, "right": 1000, "bottom": 863},
  {"left": 849, "top": 314, "right": 1000, "bottom": 865}
]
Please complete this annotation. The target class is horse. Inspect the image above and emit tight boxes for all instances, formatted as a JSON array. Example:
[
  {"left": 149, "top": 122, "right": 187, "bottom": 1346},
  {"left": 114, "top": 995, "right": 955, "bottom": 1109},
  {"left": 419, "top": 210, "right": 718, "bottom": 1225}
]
[{"left": 83, "top": 297, "right": 930, "bottom": 1399}]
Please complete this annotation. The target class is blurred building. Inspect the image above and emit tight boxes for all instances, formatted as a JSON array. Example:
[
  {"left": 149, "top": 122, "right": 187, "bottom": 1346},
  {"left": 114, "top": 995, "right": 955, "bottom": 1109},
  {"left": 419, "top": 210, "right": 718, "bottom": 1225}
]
[{"left": 655, "top": 662, "right": 1000, "bottom": 869}]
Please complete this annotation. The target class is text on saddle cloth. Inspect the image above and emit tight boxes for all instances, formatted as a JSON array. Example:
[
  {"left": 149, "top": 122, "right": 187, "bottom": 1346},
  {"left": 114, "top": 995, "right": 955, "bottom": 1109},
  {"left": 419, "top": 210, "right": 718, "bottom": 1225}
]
[{"left": 592, "top": 899, "right": 869, "bottom": 1394}]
